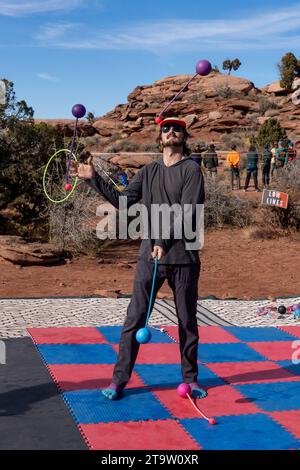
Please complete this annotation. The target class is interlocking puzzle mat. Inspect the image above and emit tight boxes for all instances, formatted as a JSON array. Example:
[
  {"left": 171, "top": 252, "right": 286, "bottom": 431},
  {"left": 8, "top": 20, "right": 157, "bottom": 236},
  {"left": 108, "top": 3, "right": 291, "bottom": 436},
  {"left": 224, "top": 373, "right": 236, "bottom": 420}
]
[{"left": 28, "top": 325, "right": 300, "bottom": 450}]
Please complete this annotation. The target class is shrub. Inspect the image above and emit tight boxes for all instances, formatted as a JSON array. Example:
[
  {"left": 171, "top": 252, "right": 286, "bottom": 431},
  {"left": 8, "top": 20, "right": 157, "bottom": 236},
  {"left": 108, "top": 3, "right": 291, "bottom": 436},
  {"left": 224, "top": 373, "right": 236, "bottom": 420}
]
[
  {"left": 48, "top": 183, "right": 105, "bottom": 254},
  {"left": 254, "top": 118, "right": 286, "bottom": 148},
  {"left": 258, "top": 96, "right": 279, "bottom": 115},
  {"left": 106, "top": 140, "right": 141, "bottom": 153},
  {"left": 221, "top": 132, "right": 245, "bottom": 150},
  {"left": 214, "top": 81, "right": 235, "bottom": 98},
  {"left": 141, "top": 143, "right": 159, "bottom": 152},
  {"left": 204, "top": 179, "right": 251, "bottom": 228}
]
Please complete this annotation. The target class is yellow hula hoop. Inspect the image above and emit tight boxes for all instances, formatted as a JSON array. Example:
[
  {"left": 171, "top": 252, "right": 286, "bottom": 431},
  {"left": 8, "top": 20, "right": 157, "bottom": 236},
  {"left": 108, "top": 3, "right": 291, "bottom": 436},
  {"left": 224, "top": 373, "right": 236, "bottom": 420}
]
[{"left": 43, "top": 149, "right": 78, "bottom": 204}]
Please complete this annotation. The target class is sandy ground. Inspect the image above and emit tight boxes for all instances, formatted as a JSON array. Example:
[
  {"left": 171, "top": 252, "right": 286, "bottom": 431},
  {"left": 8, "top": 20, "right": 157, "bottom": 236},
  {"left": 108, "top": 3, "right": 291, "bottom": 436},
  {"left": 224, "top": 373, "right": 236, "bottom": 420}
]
[{"left": 1, "top": 227, "right": 299, "bottom": 300}]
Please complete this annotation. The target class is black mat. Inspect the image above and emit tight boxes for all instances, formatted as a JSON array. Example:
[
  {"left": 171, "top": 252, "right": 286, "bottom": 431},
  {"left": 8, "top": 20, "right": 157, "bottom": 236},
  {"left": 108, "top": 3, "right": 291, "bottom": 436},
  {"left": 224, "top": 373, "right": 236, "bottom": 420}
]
[{"left": 0, "top": 336, "right": 87, "bottom": 450}]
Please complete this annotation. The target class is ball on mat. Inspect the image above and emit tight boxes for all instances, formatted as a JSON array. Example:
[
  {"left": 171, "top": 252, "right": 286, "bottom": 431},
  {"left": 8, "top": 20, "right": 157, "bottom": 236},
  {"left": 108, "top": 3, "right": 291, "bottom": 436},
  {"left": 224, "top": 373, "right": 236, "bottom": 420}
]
[
  {"left": 65, "top": 183, "right": 72, "bottom": 191},
  {"left": 278, "top": 305, "right": 287, "bottom": 315},
  {"left": 72, "top": 103, "right": 86, "bottom": 119},
  {"left": 136, "top": 327, "right": 152, "bottom": 344},
  {"left": 209, "top": 418, "right": 216, "bottom": 425},
  {"left": 295, "top": 308, "right": 300, "bottom": 318},
  {"left": 196, "top": 60, "right": 212, "bottom": 76},
  {"left": 177, "top": 383, "right": 191, "bottom": 398}
]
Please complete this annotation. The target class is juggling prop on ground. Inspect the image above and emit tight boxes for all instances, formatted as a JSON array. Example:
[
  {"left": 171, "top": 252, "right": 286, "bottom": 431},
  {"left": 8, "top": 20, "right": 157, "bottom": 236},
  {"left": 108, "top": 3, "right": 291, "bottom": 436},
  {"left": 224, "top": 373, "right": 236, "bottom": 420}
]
[
  {"left": 154, "top": 59, "right": 212, "bottom": 124},
  {"left": 257, "top": 303, "right": 300, "bottom": 320},
  {"left": 28, "top": 324, "right": 300, "bottom": 450},
  {"left": 43, "top": 104, "right": 86, "bottom": 204},
  {"left": 177, "top": 383, "right": 216, "bottom": 425},
  {"left": 136, "top": 256, "right": 158, "bottom": 344}
]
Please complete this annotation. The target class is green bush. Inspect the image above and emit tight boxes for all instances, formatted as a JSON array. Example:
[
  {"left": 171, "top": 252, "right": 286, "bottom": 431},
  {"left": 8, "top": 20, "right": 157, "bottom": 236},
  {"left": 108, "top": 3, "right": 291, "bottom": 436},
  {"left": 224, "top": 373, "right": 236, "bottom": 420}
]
[
  {"left": 254, "top": 118, "right": 286, "bottom": 148},
  {"left": 0, "top": 80, "right": 66, "bottom": 238}
]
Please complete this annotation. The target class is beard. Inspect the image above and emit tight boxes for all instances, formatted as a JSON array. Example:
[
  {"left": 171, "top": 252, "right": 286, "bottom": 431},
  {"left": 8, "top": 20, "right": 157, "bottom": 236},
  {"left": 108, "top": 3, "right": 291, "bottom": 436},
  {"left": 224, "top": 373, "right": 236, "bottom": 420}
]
[{"left": 162, "top": 135, "right": 184, "bottom": 148}]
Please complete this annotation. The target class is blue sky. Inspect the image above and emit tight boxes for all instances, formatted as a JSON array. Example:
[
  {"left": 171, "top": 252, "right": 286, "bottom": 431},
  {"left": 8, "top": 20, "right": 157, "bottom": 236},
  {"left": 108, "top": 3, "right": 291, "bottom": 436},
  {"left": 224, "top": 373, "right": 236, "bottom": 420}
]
[{"left": 1, "top": 0, "right": 300, "bottom": 118}]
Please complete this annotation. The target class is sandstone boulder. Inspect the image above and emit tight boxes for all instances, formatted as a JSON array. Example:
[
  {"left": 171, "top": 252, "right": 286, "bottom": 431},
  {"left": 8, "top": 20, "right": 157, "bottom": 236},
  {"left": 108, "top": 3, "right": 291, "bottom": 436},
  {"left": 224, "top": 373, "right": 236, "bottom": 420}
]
[
  {"left": 208, "top": 111, "right": 222, "bottom": 120},
  {"left": 264, "top": 109, "right": 280, "bottom": 117},
  {"left": 0, "top": 236, "right": 66, "bottom": 266},
  {"left": 261, "top": 81, "right": 288, "bottom": 95},
  {"left": 184, "top": 114, "right": 198, "bottom": 127}
]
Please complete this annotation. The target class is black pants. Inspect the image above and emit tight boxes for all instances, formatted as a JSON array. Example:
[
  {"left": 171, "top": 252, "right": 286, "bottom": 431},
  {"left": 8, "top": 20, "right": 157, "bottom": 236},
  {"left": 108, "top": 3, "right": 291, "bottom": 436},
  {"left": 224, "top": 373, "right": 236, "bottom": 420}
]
[
  {"left": 244, "top": 169, "right": 258, "bottom": 190},
  {"left": 113, "top": 259, "right": 200, "bottom": 387},
  {"left": 262, "top": 163, "right": 271, "bottom": 186}
]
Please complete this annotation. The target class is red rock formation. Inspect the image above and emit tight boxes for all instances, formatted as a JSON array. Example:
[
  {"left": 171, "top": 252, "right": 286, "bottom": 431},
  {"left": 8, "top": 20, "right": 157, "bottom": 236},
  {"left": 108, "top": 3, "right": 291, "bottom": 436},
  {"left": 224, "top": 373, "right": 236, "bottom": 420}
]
[{"left": 35, "top": 73, "right": 300, "bottom": 168}]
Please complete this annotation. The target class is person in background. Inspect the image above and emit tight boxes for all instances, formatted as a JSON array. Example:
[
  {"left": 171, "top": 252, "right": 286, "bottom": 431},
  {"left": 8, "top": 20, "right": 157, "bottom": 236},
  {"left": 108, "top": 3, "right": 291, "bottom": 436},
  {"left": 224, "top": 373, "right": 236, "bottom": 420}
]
[
  {"left": 261, "top": 144, "right": 272, "bottom": 188},
  {"left": 270, "top": 142, "right": 278, "bottom": 180},
  {"left": 203, "top": 143, "right": 218, "bottom": 179},
  {"left": 276, "top": 140, "right": 287, "bottom": 169},
  {"left": 226, "top": 144, "right": 241, "bottom": 190},
  {"left": 286, "top": 141, "right": 297, "bottom": 165},
  {"left": 190, "top": 143, "right": 205, "bottom": 167},
  {"left": 244, "top": 145, "right": 261, "bottom": 192}
]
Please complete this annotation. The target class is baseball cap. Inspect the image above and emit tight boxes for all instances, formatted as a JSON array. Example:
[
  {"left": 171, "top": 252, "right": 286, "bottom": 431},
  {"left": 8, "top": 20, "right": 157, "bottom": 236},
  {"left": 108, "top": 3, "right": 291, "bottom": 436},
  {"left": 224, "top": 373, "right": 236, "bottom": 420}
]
[{"left": 159, "top": 117, "right": 186, "bottom": 128}]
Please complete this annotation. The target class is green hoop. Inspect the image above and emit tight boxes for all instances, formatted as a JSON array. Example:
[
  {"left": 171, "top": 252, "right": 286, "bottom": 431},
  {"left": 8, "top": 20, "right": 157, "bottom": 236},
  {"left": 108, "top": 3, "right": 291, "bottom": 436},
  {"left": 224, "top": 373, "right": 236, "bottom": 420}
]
[{"left": 43, "top": 149, "right": 78, "bottom": 204}]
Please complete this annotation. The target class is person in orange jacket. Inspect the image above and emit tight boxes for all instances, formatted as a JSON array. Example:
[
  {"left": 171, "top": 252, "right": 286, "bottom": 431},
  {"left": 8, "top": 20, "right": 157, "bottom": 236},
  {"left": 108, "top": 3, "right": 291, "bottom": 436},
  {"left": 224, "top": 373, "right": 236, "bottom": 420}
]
[{"left": 226, "top": 144, "right": 241, "bottom": 190}]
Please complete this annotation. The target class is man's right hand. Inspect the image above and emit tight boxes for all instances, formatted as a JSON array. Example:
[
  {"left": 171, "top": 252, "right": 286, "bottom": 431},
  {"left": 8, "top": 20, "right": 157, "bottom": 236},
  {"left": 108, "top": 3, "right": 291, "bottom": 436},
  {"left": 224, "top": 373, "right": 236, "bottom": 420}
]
[
  {"left": 151, "top": 245, "right": 165, "bottom": 261},
  {"left": 70, "top": 156, "right": 95, "bottom": 180}
]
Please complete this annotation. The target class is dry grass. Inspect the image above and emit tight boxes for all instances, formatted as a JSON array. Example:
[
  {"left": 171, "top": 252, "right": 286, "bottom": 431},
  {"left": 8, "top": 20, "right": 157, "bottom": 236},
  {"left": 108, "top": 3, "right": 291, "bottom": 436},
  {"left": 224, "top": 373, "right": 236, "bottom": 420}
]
[
  {"left": 48, "top": 182, "right": 105, "bottom": 255},
  {"left": 204, "top": 179, "right": 251, "bottom": 228}
]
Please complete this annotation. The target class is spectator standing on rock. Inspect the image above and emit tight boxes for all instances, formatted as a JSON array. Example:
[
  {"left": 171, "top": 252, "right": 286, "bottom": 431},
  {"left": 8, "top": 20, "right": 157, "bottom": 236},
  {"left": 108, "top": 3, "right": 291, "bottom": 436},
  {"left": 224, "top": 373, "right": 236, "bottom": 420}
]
[
  {"left": 226, "top": 144, "right": 241, "bottom": 190},
  {"left": 203, "top": 144, "right": 218, "bottom": 179},
  {"left": 244, "top": 145, "right": 261, "bottom": 192},
  {"left": 270, "top": 142, "right": 278, "bottom": 180},
  {"left": 261, "top": 144, "right": 272, "bottom": 188}
]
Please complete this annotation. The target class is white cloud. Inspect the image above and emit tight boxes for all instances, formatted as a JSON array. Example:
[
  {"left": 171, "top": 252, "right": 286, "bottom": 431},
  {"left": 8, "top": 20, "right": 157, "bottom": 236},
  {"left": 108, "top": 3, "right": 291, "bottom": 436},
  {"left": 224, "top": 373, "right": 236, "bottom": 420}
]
[
  {"left": 35, "top": 23, "right": 78, "bottom": 41},
  {"left": 0, "top": 0, "right": 84, "bottom": 16},
  {"left": 37, "top": 72, "right": 60, "bottom": 82},
  {"left": 34, "top": 4, "right": 300, "bottom": 52}
]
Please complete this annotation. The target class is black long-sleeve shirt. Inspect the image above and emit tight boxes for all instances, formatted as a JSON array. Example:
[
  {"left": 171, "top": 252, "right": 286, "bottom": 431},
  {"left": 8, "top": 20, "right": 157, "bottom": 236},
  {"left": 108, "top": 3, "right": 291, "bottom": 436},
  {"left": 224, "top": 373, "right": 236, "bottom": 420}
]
[{"left": 87, "top": 157, "right": 205, "bottom": 264}]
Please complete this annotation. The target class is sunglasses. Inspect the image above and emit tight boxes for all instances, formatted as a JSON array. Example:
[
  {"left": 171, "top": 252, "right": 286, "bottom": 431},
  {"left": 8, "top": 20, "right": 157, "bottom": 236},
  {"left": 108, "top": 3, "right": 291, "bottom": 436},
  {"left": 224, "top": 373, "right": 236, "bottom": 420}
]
[{"left": 161, "top": 124, "right": 184, "bottom": 133}]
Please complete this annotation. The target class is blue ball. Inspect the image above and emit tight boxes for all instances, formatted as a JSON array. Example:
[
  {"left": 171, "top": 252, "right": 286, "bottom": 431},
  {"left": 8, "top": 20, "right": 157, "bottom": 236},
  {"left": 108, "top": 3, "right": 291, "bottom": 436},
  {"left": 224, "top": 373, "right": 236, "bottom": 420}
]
[
  {"left": 295, "top": 308, "right": 300, "bottom": 317},
  {"left": 136, "top": 328, "right": 152, "bottom": 344}
]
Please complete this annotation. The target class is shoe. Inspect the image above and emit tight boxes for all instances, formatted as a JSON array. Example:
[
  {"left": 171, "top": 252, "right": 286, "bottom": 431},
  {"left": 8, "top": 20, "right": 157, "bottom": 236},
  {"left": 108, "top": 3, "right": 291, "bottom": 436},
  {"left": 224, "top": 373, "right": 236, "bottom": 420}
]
[
  {"left": 255, "top": 188, "right": 262, "bottom": 192},
  {"left": 244, "top": 189, "right": 248, "bottom": 192}
]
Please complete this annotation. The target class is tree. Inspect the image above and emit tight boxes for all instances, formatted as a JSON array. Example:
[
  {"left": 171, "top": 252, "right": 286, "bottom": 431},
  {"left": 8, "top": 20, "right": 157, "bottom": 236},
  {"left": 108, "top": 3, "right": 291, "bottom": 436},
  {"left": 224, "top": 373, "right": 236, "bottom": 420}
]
[
  {"left": 86, "top": 111, "right": 95, "bottom": 125},
  {"left": 0, "top": 80, "right": 65, "bottom": 238},
  {"left": 279, "top": 52, "right": 300, "bottom": 91},
  {"left": 222, "top": 58, "right": 241, "bottom": 75},
  {"left": 254, "top": 118, "right": 287, "bottom": 148},
  {"left": 0, "top": 79, "right": 33, "bottom": 129}
]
